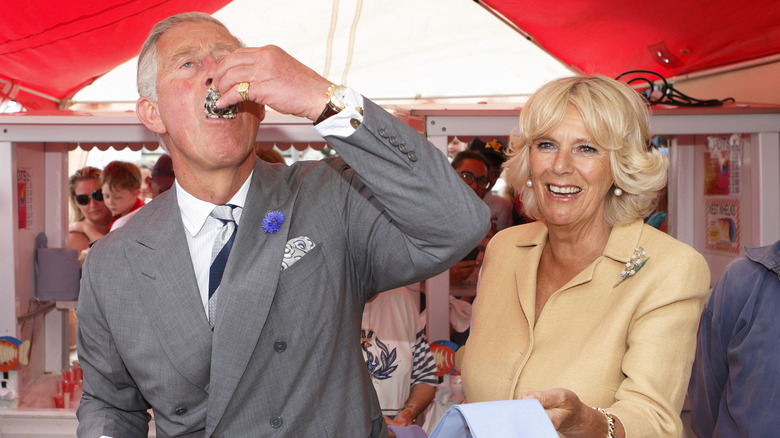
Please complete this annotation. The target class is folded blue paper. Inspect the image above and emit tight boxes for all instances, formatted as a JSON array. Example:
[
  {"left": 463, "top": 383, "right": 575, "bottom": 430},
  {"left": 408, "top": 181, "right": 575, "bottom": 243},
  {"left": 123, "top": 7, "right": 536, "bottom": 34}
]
[
  {"left": 428, "top": 399, "right": 557, "bottom": 438},
  {"left": 387, "top": 425, "right": 429, "bottom": 438}
]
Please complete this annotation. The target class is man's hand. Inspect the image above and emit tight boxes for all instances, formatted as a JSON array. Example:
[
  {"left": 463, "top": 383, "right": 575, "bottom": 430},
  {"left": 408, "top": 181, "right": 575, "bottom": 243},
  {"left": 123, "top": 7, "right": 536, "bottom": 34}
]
[{"left": 211, "top": 45, "right": 332, "bottom": 121}]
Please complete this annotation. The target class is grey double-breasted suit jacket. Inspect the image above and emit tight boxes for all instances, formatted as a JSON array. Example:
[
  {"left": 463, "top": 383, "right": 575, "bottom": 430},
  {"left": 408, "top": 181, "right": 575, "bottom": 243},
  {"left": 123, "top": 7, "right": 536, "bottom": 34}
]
[{"left": 76, "top": 99, "right": 490, "bottom": 437}]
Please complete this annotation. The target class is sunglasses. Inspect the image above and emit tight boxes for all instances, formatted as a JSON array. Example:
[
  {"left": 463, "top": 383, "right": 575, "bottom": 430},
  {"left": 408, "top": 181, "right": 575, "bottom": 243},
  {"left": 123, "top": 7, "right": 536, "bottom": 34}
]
[
  {"left": 458, "top": 170, "right": 491, "bottom": 190},
  {"left": 75, "top": 189, "right": 104, "bottom": 206}
]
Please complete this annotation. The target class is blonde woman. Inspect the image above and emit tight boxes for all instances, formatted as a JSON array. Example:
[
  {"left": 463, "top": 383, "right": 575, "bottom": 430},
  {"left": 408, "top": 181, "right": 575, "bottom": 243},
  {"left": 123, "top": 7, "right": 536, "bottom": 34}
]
[
  {"left": 68, "top": 166, "right": 112, "bottom": 259},
  {"left": 462, "top": 75, "right": 710, "bottom": 437}
]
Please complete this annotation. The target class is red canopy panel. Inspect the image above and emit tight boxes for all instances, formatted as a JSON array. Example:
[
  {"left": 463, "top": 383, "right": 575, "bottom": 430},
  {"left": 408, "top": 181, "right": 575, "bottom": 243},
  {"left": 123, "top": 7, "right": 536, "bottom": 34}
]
[
  {"left": 5, "top": 0, "right": 780, "bottom": 111},
  {"left": 480, "top": 0, "right": 780, "bottom": 80},
  {"left": 0, "top": 0, "right": 231, "bottom": 110}
]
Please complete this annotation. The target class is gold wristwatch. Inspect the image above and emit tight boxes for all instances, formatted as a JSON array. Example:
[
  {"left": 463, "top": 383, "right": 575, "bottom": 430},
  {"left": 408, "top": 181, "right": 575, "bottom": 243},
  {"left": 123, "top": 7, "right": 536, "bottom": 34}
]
[{"left": 314, "top": 84, "right": 347, "bottom": 125}]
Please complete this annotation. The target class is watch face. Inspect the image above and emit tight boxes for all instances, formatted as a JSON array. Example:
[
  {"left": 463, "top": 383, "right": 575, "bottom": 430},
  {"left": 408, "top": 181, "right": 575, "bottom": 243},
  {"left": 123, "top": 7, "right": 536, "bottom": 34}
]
[{"left": 330, "top": 85, "right": 348, "bottom": 110}]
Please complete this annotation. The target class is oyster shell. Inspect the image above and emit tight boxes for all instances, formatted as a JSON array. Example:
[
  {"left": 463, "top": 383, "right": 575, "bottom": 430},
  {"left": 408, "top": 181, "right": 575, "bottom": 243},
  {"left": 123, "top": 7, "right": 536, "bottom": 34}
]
[{"left": 204, "top": 87, "right": 238, "bottom": 119}]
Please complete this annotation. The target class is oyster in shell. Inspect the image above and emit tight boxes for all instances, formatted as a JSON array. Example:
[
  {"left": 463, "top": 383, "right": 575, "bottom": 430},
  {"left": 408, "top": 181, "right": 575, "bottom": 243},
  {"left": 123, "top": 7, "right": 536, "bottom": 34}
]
[{"left": 204, "top": 87, "right": 238, "bottom": 119}]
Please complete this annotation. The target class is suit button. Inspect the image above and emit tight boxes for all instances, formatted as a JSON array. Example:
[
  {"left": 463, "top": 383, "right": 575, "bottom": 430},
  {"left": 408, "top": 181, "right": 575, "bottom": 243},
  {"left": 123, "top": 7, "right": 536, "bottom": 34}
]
[
  {"left": 407, "top": 150, "right": 418, "bottom": 162},
  {"left": 270, "top": 415, "right": 283, "bottom": 428},
  {"left": 273, "top": 341, "right": 287, "bottom": 352},
  {"left": 174, "top": 405, "right": 187, "bottom": 415},
  {"left": 398, "top": 142, "right": 408, "bottom": 153},
  {"left": 378, "top": 128, "right": 388, "bottom": 138},
  {"left": 389, "top": 136, "right": 399, "bottom": 146}
]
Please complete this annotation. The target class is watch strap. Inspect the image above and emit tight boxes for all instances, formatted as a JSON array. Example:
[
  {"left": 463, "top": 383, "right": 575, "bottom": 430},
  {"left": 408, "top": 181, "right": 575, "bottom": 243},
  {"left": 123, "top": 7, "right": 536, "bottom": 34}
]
[{"left": 314, "top": 101, "right": 340, "bottom": 125}]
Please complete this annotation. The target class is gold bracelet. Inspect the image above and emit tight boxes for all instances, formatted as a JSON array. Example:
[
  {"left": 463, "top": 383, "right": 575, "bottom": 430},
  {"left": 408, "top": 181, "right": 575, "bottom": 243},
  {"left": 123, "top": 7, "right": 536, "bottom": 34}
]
[{"left": 594, "top": 407, "right": 616, "bottom": 438}]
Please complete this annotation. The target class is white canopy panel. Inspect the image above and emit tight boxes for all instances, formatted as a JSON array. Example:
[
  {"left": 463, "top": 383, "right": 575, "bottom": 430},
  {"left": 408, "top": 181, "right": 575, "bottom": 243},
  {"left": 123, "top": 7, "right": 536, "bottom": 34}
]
[{"left": 72, "top": 0, "right": 572, "bottom": 107}]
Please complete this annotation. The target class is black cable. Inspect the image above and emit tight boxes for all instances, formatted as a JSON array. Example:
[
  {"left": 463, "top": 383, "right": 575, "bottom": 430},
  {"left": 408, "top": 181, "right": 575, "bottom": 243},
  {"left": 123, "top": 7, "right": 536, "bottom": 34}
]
[{"left": 615, "top": 70, "right": 735, "bottom": 107}]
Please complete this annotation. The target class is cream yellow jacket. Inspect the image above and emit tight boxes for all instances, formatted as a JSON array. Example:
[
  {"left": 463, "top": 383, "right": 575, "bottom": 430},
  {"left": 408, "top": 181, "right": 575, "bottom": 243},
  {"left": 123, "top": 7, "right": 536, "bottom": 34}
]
[{"left": 462, "top": 220, "right": 710, "bottom": 438}]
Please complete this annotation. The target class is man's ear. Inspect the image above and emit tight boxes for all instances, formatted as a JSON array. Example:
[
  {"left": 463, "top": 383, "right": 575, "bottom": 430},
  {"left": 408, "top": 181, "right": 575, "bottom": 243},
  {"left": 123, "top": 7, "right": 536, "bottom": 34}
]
[{"left": 136, "top": 97, "right": 166, "bottom": 134}]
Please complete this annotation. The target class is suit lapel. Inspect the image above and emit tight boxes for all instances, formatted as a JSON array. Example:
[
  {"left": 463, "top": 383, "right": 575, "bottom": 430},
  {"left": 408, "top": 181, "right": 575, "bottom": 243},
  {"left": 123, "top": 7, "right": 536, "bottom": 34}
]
[
  {"left": 125, "top": 190, "right": 213, "bottom": 390},
  {"left": 206, "top": 161, "right": 297, "bottom": 430}
]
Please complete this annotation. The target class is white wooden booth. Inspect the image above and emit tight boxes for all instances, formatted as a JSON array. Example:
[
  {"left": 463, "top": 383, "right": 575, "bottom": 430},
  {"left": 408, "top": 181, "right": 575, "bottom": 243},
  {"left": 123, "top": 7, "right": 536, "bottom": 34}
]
[{"left": 1, "top": 104, "right": 779, "bottom": 436}]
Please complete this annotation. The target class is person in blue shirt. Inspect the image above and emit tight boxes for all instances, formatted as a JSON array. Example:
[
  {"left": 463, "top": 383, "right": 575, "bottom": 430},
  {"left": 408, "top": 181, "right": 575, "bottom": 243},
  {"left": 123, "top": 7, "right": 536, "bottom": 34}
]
[{"left": 688, "top": 239, "right": 780, "bottom": 437}]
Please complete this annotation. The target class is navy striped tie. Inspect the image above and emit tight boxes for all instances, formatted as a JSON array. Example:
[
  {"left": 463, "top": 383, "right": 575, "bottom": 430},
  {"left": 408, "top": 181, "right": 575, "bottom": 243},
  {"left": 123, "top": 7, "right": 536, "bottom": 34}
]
[{"left": 208, "top": 204, "right": 237, "bottom": 328}]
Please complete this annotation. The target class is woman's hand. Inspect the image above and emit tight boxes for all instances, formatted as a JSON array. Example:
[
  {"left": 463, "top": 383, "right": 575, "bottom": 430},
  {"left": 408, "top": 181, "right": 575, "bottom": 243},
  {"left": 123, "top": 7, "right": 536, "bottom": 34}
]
[
  {"left": 78, "top": 248, "right": 90, "bottom": 265},
  {"left": 522, "top": 388, "right": 623, "bottom": 437}
]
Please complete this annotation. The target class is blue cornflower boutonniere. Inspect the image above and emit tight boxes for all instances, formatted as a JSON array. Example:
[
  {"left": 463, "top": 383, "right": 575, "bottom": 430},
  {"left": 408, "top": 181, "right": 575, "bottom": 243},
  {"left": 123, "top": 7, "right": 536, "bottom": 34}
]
[
  {"left": 614, "top": 247, "right": 649, "bottom": 287},
  {"left": 262, "top": 211, "right": 285, "bottom": 234}
]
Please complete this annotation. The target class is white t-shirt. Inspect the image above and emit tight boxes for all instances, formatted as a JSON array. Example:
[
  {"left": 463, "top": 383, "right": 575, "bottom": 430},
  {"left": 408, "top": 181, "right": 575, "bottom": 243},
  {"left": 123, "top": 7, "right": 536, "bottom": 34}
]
[
  {"left": 361, "top": 287, "right": 438, "bottom": 417},
  {"left": 483, "top": 191, "right": 513, "bottom": 231}
]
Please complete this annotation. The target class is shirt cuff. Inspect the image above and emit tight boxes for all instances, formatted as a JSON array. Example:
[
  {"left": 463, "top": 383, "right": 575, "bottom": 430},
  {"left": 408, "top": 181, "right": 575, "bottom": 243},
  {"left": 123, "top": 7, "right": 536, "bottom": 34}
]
[{"left": 313, "top": 87, "right": 365, "bottom": 138}]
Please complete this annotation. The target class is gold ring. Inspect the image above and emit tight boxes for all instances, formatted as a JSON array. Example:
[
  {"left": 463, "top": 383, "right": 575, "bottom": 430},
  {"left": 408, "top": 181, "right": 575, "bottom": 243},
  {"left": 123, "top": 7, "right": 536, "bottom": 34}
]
[{"left": 236, "top": 82, "right": 250, "bottom": 101}]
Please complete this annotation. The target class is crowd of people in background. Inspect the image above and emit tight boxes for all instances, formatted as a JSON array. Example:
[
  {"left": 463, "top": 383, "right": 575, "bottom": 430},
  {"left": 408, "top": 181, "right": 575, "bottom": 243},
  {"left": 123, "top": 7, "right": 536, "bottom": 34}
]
[
  {"left": 67, "top": 148, "right": 288, "bottom": 256},
  {"left": 68, "top": 153, "right": 175, "bottom": 264}
]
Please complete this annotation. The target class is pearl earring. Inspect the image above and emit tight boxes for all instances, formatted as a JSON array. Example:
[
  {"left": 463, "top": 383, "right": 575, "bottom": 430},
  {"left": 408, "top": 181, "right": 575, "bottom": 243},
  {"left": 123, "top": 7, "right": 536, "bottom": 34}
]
[
  {"left": 526, "top": 179, "right": 533, "bottom": 187},
  {"left": 614, "top": 187, "right": 623, "bottom": 197}
]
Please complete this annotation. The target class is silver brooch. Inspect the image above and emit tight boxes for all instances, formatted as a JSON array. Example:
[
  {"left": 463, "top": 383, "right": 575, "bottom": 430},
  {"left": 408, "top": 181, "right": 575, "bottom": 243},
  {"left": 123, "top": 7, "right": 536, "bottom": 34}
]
[{"left": 614, "top": 247, "right": 649, "bottom": 287}]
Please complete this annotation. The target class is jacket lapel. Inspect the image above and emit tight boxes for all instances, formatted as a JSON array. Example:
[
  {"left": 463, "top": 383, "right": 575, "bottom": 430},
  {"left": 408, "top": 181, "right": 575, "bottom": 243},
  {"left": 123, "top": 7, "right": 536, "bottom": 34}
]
[
  {"left": 514, "top": 221, "right": 546, "bottom": 329},
  {"left": 125, "top": 190, "right": 213, "bottom": 390},
  {"left": 206, "top": 161, "right": 297, "bottom": 431}
]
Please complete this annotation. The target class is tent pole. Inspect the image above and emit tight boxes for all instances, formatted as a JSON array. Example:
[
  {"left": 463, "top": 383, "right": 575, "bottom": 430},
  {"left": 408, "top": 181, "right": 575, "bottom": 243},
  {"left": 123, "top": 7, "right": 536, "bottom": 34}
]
[
  {"left": 473, "top": 0, "right": 580, "bottom": 74},
  {"left": 0, "top": 78, "right": 61, "bottom": 104}
]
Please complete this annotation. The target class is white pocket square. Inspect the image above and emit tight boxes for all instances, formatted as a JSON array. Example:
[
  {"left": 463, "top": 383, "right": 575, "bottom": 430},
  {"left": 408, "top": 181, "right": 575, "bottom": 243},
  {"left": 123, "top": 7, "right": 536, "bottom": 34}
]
[{"left": 281, "top": 236, "right": 316, "bottom": 271}]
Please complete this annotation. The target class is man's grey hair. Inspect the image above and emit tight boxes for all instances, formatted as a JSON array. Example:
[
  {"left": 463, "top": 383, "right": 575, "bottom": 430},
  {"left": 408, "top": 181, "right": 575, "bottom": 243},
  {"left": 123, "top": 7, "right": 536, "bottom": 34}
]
[{"left": 136, "top": 12, "right": 232, "bottom": 100}]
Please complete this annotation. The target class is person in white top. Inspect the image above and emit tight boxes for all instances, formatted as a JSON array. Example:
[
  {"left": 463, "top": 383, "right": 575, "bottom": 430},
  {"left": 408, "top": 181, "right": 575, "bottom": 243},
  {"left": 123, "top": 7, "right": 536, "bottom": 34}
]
[{"left": 362, "top": 287, "right": 437, "bottom": 428}]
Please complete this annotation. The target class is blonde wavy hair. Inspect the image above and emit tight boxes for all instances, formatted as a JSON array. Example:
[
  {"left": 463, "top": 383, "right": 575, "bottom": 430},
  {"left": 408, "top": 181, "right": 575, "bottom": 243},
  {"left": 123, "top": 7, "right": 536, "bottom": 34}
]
[{"left": 504, "top": 74, "right": 668, "bottom": 227}]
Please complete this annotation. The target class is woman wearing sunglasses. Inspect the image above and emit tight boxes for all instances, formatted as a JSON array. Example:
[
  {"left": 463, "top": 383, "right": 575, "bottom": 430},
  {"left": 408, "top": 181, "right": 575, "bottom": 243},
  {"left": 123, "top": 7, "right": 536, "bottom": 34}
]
[{"left": 68, "top": 166, "right": 112, "bottom": 262}]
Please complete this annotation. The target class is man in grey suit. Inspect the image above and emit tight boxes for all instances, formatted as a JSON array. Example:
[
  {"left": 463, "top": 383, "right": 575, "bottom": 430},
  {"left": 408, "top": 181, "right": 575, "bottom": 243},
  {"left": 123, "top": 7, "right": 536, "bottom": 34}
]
[{"left": 76, "top": 12, "right": 489, "bottom": 438}]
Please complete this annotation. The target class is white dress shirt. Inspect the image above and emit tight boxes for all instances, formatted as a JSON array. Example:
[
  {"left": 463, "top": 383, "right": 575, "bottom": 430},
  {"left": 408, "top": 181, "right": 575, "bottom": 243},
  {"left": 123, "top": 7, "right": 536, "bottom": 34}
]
[{"left": 176, "top": 174, "right": 250, "bottom": 316}]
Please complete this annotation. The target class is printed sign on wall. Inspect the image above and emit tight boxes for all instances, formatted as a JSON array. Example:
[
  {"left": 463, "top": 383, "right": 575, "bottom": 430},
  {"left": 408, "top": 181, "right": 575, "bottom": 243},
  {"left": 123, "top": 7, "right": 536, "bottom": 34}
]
[
  {"left": 17, "top": 167, "right": 33, "bottom": 229},
  {"left": 704, "top": 134, "right": 741, "bottom": 196},
  {"left": 705, "top": 198, "right": 740, "bottom": 254}
]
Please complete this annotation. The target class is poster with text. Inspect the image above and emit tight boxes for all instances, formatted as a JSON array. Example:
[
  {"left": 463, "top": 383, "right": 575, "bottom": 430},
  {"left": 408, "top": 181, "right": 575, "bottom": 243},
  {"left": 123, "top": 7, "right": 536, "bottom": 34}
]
[
  {"left": 705, "top": 198, "right": 740, "bottom": 254},
  {"left": 17, "top": 168, "right": 33, "bottom": 229},
  {"left": 704, "top": 134, "right": 741, "bottom": 196}
]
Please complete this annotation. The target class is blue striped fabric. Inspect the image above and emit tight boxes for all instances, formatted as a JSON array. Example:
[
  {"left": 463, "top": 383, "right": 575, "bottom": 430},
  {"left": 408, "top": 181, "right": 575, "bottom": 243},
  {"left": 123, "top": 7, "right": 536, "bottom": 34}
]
[{"left": 411, "top": 328, "right": 438, "bottom": 386}]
